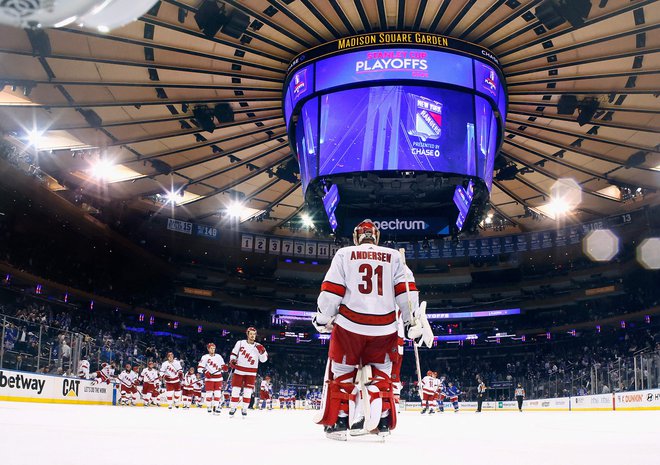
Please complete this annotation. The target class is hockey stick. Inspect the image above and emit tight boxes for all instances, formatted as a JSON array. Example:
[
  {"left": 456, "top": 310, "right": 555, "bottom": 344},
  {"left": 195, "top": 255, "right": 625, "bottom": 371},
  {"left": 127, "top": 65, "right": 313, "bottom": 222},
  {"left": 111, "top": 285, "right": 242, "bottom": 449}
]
[{"left": 399, "top": 248, "right": 424, "bottom": 402}]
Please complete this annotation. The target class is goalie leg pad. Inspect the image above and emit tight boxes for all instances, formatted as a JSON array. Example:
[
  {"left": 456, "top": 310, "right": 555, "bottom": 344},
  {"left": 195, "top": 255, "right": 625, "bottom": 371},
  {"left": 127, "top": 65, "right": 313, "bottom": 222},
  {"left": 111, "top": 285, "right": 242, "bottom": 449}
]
[
  {"left": 316, "top": 372, "right": 357, "bottom": 426},
  {"left": 364, "top": 367, "right": 397, "bottom": 432}
]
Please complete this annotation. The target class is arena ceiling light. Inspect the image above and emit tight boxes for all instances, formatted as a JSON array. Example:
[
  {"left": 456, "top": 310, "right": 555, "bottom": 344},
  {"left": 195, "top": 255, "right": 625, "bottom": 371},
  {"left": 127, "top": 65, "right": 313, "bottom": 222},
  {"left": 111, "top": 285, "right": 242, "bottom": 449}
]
[
  {"left": 301, "top": 214, "right": 315, "bottom": 228},
  {"left": 583, "top": 229, "right": 620, "bottom": 262},
  {"left": 537, "top": 178, "right": 583, "bottom": 220},
  {"left": 87, "top": 160, "right": 142, "bottom": 183},
  {"left": 225, "top": 200, "right": 247, "bottom": 218},
  {"left": 0, "top": 0, "right": 160, "bottom": 31}
]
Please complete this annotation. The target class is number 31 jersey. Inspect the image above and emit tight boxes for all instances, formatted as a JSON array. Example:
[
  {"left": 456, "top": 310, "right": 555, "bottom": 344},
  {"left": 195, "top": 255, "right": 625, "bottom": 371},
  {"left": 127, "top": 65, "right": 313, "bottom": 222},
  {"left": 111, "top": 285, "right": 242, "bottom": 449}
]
[{"left": 317, "top": 243, "right": 419, "bottom": 336}]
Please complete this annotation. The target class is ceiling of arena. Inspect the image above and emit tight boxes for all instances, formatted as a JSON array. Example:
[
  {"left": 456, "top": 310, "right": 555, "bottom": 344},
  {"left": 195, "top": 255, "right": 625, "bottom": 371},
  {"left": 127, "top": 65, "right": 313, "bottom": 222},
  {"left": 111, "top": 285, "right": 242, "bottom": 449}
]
[{"left": 0, "top": 0, "right": 658, "bottom": 237}]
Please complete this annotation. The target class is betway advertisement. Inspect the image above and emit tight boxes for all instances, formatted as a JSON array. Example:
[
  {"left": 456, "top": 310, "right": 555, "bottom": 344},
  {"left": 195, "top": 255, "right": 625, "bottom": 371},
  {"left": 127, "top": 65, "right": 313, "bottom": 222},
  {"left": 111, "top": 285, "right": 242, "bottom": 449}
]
[{"left": 0, "top": 369, "right": 115, "bottom": 405}]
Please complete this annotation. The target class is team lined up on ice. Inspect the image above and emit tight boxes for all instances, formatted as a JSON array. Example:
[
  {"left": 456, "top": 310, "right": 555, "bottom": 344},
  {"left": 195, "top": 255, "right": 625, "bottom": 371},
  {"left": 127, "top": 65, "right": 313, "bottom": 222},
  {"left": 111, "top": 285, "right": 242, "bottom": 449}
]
[{"left": 77, "top": 328, "right": 279, "bottom": 416}]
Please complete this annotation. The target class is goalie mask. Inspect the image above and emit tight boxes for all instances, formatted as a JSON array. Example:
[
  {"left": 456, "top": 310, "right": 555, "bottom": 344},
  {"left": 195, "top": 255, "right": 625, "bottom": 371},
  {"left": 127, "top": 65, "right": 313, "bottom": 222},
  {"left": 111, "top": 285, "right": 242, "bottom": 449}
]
[{"left": 353, "top": 219, "right": 380, "bottom": 246}]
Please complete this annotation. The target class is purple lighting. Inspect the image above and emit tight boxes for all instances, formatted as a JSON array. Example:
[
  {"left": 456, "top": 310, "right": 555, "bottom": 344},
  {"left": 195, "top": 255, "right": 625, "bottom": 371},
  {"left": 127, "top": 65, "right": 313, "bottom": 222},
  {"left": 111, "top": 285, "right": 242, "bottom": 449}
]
[{"left": 427, "top": 308, "right": 520, "bottom": 320}]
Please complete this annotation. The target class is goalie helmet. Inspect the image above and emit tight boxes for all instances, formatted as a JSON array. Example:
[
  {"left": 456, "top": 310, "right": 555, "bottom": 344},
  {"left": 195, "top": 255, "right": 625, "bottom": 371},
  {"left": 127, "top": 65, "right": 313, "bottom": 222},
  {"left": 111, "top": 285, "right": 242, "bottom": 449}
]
[{"left": 353, "top": 219, "right": 380, "bottom": 246}]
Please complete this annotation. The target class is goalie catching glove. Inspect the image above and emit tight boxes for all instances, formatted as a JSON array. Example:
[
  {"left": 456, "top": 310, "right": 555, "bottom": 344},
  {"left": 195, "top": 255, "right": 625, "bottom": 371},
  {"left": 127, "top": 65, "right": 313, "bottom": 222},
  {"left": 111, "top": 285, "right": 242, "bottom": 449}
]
[
  {"left": 404, "top": 301, "right": 434, "bottom": 348},
  {"left": 312, "top": 311, "right": 335, "bottom": 334}
]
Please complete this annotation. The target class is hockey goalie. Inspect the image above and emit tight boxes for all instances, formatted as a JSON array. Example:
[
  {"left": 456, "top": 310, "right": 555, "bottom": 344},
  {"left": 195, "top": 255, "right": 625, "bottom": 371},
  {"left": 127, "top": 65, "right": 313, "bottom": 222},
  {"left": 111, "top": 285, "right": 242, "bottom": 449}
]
[{"left": 313, "top": 219, "right": 434, "bottom": 440}]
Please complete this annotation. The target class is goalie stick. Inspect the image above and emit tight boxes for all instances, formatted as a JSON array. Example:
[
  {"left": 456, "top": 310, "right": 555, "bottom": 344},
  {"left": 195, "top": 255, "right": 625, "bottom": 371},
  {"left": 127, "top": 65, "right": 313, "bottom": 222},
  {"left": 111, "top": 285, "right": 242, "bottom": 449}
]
[{"left": 399, "top": 248, "right": 424, "bottom": 402}]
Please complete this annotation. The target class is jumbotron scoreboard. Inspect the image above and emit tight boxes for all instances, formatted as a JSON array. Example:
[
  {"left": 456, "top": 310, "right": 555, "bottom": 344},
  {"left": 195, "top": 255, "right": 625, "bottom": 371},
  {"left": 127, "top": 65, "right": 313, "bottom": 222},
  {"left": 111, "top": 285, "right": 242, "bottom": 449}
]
[{"left": 283, "top": 32, "right": 507, "bottom": 239}]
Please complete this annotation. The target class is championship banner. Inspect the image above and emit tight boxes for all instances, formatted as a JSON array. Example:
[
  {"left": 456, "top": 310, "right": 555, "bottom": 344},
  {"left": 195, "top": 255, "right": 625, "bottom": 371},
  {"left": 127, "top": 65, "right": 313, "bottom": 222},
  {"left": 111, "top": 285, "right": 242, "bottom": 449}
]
[
  {"left": 240, "top": 234, "right": 254, "bottom": 252},
  {"left": 167, "top": 218, "right": 192, "bottom": 235}
]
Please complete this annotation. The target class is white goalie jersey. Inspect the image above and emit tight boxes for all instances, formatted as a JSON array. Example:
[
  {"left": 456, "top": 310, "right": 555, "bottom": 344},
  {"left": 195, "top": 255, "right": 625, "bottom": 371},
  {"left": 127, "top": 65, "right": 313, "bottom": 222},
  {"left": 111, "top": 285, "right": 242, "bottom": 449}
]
[{"left": 317, "top": 243, "right": 419, "bottom": 336}]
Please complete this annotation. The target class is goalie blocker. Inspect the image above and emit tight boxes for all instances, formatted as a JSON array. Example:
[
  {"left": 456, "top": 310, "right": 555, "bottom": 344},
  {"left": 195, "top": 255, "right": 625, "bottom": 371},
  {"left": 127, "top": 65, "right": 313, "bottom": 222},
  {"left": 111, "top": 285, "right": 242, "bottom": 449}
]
[{"left": 313, "top": 219, "right": 434, "bottom": 440}]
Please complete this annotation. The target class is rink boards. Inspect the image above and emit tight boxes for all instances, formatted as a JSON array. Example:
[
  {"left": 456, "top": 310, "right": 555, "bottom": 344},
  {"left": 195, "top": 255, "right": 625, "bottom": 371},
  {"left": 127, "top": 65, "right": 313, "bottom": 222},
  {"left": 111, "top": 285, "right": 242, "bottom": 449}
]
[
  {"left": 0, "top": 369, "right": 115, "bottom": 405},
  {"left": 403, "top": 390, "right": 660, "bottom": 412},
  {"left": 1, "top": 368, "right": 658, "bottom": 411}
]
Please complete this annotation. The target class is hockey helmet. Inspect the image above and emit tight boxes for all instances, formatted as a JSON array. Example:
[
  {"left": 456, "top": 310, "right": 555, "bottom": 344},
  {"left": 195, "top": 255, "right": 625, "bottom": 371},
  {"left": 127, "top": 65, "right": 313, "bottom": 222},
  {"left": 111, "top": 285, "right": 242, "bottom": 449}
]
[
  {"left": 207, "top": 342, "right": 216, "bottom": 350},
  {"left": 246, "top": 326, "right": 257, "bottom": 335},
  {"left": 427, "top": 370, "right": 433, "bottom": 376},
  {"left": 353, "top": 219, "right": 380, "bottom": 246}
]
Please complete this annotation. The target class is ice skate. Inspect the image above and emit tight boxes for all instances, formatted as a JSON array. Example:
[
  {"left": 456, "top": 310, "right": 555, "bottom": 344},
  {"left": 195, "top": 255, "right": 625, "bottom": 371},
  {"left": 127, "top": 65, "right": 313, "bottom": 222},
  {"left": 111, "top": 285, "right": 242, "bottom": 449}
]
[
  {"left": 242, "top": 409, "right": 247, "bottom": 419},
  {"left": 324, "top": 417, "right": 348, "bottom": 441},
  {"left": 349, "top": 418, "right": 368, "bottom": 437},
  {"left": 372, "top": 416, "right": 391, "bottom": 440},
  {"left": 229, "top": 408, "right": 236, "bottom": 418}
]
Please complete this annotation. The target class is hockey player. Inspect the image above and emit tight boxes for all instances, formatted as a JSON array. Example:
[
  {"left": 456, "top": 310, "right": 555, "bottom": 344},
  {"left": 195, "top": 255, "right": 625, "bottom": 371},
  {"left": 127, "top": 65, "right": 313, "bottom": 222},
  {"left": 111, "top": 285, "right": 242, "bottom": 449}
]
[
  {"left": 228, "top": 327, "right": 268, "bottom": 418},
  {"left": 92, "top": 361, "right": 115, "bottom": 385},
  {"left": 118, "top": 364, "right": 138, "bottom": 406},
  {"left": 420, "top": 370, "right": 436, "bottom": 414},
  {"left": 258, "top": 376, "right": 273, "bottom": 410},
  {"left": 182, "top": 367, "right": 197, "bottom": 409},
  {"left": 197, "top": 342, "right": 227, "bottom": 414},
  {"left": 436, "top": 375, "right": 447, "bottom": 413},
  {"left": 313, "top": 219, "right": 434, "bottom": 440},
  {"left": 194, "top": 375, "right": 204, "bottom": 407},
  {"left": 222, "top": 381, "right": 231, "bottom": 409},
  {"left": 160, "top": 352, "right": 183, "bottom": 409},
  {"left": 77, "top": 356, "right": 90, "bottom": 379},
  {"left": 278, "top": 387, "right": 287, "bottom": 409},
  {"left": 447, "top": 382, "right": 461, "bottom": 413},
  {"left": 140, "top": 361, "right": 160, "bottom": 407},
  {"left": 288, "top": 387, "right": 297, "bottom": 409}
]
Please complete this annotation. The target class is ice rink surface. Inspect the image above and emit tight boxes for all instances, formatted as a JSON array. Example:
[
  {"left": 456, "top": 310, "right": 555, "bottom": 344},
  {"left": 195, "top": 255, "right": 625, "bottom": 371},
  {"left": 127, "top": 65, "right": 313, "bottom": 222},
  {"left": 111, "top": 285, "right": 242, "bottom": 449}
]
[{"left": 1, "top": 402, "right": 658, "bottom": 465}]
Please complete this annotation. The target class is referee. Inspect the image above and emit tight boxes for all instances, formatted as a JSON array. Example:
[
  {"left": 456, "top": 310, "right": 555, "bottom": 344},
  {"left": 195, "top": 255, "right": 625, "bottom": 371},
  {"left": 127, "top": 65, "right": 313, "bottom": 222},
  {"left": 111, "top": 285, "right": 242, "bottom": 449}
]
[
  {"left": 476, "top": 379, "right": 487, "bottom": 412},
  {"left": 515, "top": 383, "right": 525, "bottom": 412}
]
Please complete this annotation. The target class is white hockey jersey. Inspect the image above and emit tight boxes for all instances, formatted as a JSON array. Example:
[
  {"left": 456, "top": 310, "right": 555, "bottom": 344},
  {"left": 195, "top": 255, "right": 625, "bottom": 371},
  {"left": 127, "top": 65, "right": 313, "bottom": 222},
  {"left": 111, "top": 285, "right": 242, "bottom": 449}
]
[
  {"left": 97, "top": 363, "right": 115, "bottom": 382},
  {"left": 160, "top": 359, "right": 183, "bottom": 383},
  {"left": 317, "top": 244, "right": 419, "bottom": 336},
  {"left": 421, "top": 375, "right": 436, "bottom": 396},
  {"left": 197, "top": 353, "right": 226, "bottom": 380},
  {"left": 183, "top": 373, "right": 197, "bottom": 390},
  {"left": 260, "top": 379, "right": 272, "bottom": 393},
  {"left": 193, "top": 378, "right": 204, "bottom": 391},
  {"left": 118, "top": 370, "right": 138, "bottom": 389},
  {"left": 230, "top": 340, "right": 268, "bottom": 376},
  {"left": 140, "top": 368, "right": 159, "bottom": 385},
  {"left": 78, "top": 360, "right": 90, "bottom": 378}
]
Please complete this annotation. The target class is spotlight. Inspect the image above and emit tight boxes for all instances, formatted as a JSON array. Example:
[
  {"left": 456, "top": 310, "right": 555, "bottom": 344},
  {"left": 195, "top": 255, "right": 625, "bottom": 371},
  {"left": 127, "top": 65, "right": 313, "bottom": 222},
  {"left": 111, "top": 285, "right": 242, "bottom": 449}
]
[
  {"left": 225, "top": 200, "right": 245, "bottom": 218},
  {"left": 301, "top": 214, "right": 314, "bottom": 228},
  {"left": 535, "top": 0, "right": 592, "bottom": 29},
  {"left": 192, "top": 106, "right": 216, "bottom": 133},
  {"left": 576, "top": 98, "right": 599, "bottom": 126},
  {"left": 91, "top": 159, "right": 115, "bottom": 179}
]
